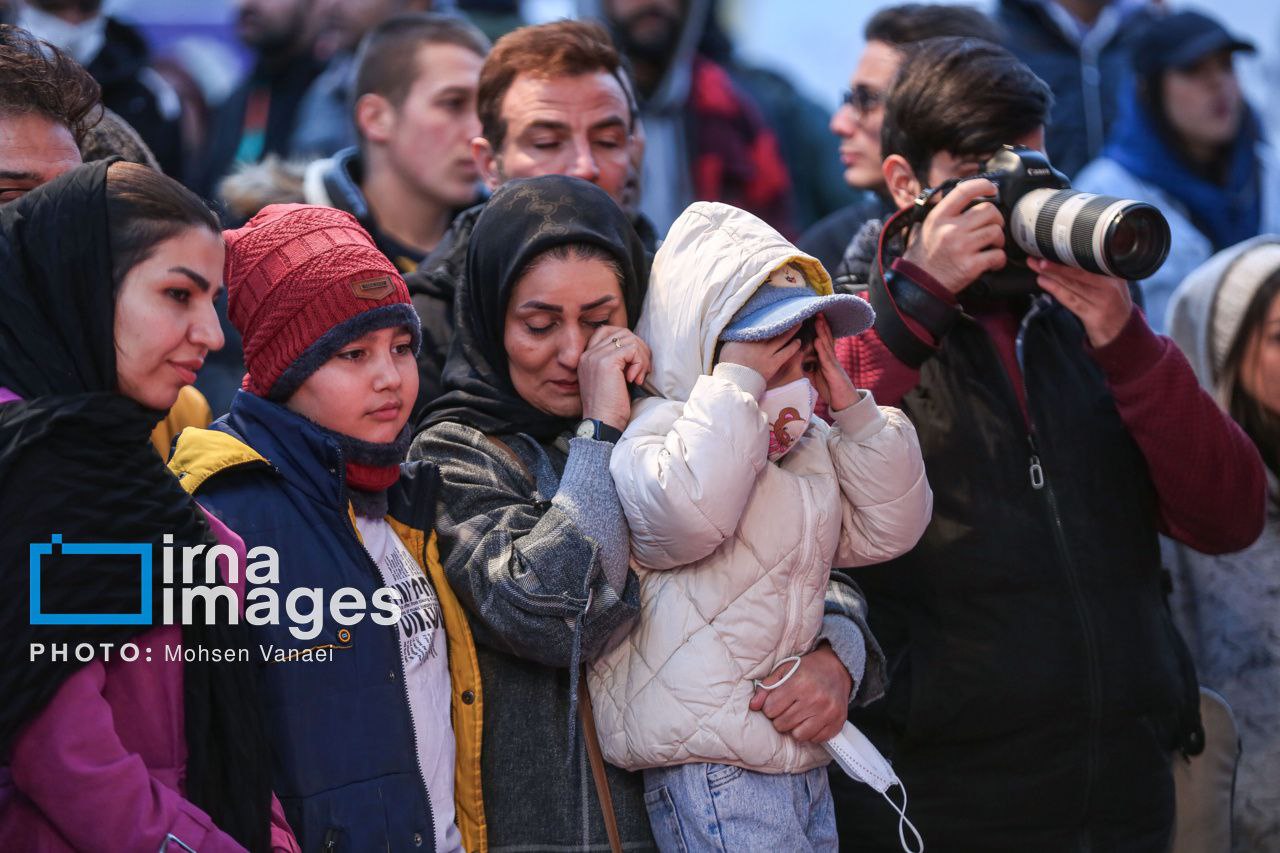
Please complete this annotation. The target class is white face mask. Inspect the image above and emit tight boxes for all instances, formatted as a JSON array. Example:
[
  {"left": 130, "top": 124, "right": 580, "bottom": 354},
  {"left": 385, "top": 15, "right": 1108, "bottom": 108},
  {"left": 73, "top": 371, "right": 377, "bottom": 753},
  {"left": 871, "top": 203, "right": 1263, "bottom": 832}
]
[
  {"left": 826, "top": 721, "right": 925, "bottom": 853},
  {"left": 17, "top": 4, "right": 107, "bottom": 66},
  {"left": 754, "top": 658, "right": 924, "bottom": 853},
  {"left": 759, "top": 377, "right": 817, "bottom": 462}
]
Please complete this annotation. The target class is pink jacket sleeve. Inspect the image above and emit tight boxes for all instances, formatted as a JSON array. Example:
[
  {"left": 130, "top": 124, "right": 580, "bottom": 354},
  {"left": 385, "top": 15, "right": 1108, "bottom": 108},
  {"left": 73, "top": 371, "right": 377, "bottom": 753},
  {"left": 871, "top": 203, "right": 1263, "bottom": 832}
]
[
  {"left": 8, "top": 658, "right": 250, "bottom": 853},
  {"left": 270, "top": 795, "right": 300, "bottom": 853}
]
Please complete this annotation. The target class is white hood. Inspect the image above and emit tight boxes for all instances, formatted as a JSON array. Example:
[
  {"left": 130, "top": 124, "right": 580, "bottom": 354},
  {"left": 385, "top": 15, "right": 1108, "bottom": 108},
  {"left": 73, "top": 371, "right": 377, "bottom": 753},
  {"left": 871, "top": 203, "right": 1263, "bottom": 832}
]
[
  {"left": 1168, "top": 235, "right": 1280, "bottom": 392},
  {"left": 636, "top": 201, "right": 832, "bottom": 401}
]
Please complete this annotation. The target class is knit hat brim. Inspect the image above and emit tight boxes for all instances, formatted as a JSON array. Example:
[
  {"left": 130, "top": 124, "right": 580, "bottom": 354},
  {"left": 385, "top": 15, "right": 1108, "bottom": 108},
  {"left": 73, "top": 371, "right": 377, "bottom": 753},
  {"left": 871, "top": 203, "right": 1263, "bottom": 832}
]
[
  {"left": 265, "top": 303, "right": 422, "bottom": 400},
  {"left": 1210, "top": 243, "right": 1280, "bottom": 381}
]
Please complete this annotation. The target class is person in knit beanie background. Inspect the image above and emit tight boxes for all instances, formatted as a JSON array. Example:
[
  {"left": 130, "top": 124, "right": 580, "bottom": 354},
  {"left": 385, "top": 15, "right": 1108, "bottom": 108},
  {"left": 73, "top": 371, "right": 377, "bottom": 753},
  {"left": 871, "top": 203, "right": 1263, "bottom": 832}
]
[
  {"left": 166, "top": 203, "right": 487, "bottom": 853},
  {"left": 1165, "top": 237, "right": 1280, "bottom": 852}
]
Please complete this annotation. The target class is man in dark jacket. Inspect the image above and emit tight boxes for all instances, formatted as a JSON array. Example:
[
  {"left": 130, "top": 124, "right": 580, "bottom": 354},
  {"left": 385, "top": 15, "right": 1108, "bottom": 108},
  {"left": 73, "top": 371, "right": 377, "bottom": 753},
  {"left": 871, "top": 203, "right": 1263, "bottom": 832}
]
[
  {"left": 801, "top": 3, "right": 1002, "bottom": 277},
  {"left": 406, "top": 19, "right": 656, "bottom": 427},
  {"left": 198, "top": 0, "right": 322, "bottom": 198},
  {"left": 304, "top": 14, "right": 488, "bottom": 272},
  {"left": 996, "top": 0, "right": 1157, "bottom": 178},
  {"left": 592, "top": 0, "right": 794, "bottom": 237},
  {"left": 694, "top": 0, "right": 862, "bottom": 231},
  {"left": 9, "top": 0, "right": 183, "bottom": 179},
  {"left": 829, "top": 37, "right": 1266, "bottom": 851},
  {"left": 288, "top": 0, "right": 436, "bottom": 158}
]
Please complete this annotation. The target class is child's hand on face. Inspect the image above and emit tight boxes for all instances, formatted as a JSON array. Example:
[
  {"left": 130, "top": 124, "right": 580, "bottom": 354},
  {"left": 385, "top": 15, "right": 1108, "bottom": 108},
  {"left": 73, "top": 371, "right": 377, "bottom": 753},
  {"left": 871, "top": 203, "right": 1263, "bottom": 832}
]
[
  {"left": 719, "top": 325, "right": 803, "bottom": 385},
  {"left": 804, "top": 314, "right": 859, "bottom": 412}
]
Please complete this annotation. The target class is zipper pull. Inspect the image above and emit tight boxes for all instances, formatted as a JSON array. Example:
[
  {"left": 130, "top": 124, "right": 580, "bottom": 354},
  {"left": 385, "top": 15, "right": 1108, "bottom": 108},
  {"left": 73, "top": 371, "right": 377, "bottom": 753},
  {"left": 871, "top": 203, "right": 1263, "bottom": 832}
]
[
  {"left": 1026, "top": 434, "right": 1045, "bottom": 490},
  {"left": 1028, "top": 454, "right": 1045, "bottom": 490}
]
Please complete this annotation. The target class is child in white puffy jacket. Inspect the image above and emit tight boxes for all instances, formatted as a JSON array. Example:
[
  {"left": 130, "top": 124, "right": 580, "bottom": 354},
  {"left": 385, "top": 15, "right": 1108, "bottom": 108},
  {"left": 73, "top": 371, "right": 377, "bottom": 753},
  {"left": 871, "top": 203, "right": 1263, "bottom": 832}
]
[{"left": 587, "top": 202, "right": 933, "bottom": 851}]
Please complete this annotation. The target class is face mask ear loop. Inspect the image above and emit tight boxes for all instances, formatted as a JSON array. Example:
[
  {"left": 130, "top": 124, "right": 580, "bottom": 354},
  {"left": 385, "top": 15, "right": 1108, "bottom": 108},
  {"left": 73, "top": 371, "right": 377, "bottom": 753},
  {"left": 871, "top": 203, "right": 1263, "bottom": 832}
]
[
  {"left": 751, "top": 654, "right": 803, "bottom": 690},
  {"left": 880, "top": 782, "right": 925, "bottom": 853}
]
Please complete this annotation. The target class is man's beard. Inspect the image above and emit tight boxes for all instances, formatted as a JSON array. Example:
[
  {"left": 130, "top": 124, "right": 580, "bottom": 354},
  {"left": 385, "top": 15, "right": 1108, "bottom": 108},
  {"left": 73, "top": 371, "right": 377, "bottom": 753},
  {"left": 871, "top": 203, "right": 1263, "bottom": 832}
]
[
  {"left": 29, "top": 0, "right": 100, "bottom": 15},
  {"left": 612, "top": 6, "right": 683, "bottom": 65},
  {"left": 239, "top": 5, "right": 307, "bottom": 54}
]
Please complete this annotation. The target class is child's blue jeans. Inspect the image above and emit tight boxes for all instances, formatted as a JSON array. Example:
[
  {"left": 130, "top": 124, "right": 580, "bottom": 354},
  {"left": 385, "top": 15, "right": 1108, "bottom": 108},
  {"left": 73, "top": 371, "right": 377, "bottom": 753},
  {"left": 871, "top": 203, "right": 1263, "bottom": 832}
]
[{"left": 642, "top": 762, "right": 837, "bottom": 852}]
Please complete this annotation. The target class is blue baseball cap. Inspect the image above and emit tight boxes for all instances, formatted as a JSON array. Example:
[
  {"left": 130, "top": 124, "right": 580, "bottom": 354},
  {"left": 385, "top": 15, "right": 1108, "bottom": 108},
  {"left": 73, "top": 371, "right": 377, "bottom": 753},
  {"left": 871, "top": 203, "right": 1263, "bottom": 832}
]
[
  {"left": 1133, "top": 11, "right": 1254, "bottom": 77},
  {"left": 720, "top": 264, "right": 874, "bottom": 342}
]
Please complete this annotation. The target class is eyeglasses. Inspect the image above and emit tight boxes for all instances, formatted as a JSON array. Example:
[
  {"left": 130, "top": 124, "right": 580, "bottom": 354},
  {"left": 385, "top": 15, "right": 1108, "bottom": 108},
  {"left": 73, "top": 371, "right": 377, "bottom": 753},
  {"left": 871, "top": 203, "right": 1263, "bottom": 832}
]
[{"left": 841, "top": 84, "right": 886, "bottom": 116}]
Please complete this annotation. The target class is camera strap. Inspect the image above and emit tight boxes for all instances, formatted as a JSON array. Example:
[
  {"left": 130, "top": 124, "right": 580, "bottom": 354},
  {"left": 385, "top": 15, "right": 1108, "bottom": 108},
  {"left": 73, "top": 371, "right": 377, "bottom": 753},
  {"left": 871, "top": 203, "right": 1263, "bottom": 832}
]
[{"left": 867, "top": 198, "right": 961, "bottom": 369}]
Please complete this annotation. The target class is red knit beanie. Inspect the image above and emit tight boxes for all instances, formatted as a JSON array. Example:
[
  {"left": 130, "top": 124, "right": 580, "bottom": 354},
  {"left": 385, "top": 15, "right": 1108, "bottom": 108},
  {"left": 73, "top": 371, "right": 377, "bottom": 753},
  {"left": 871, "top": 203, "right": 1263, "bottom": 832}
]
[{"left": 223, "top": 204, "right": 421, "bottom": 400}]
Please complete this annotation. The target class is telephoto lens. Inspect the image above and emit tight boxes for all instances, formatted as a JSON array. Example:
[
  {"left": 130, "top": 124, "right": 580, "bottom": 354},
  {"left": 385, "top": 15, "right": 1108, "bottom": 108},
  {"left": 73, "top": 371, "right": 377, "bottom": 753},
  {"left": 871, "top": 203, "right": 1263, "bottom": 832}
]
[{"left": 1007, "top": 189, "right": 1171, "bottom": 280}]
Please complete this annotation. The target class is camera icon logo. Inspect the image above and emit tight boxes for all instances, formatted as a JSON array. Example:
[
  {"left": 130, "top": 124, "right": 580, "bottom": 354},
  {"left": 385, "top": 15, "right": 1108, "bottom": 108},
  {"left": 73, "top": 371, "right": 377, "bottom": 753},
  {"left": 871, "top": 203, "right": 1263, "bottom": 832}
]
[{"left": 29, "top": 534, "right": 153, "bottom": 626}]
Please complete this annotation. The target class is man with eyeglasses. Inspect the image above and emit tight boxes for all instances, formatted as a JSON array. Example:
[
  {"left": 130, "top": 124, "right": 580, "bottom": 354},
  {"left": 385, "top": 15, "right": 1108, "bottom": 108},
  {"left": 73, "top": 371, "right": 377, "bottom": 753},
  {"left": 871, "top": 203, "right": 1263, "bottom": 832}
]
[{"left": 799, "top": 4, "right": 1003, "bottom": 278}]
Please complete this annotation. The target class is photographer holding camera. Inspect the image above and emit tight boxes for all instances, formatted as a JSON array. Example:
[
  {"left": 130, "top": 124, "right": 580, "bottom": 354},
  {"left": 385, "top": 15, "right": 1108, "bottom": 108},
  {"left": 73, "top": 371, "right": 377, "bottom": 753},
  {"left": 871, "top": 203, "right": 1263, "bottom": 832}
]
[{"left": 830, "top": 37, "right": 1267, "bottom": 851}]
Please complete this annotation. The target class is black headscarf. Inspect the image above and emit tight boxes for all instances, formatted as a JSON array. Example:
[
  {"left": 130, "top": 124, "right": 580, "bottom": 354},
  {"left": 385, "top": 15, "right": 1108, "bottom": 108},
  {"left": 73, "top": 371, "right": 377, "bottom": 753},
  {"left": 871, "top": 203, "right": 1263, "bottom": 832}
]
[
  {"left": 421, "top": 175, "right": 650, "bottom": 441},
  {"left": 0, "top": 162, "right": 272, "bottom": 852}
]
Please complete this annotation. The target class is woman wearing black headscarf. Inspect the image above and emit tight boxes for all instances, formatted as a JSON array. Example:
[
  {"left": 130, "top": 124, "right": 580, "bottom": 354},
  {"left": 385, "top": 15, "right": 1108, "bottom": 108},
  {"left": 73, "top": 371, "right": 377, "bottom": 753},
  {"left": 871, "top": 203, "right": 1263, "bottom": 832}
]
[
  {"left": 0, "top": 161, "right": 296, "bottom": 852},
  {"left": 410, "top": 175, "right": 655, "bottom": 849}
]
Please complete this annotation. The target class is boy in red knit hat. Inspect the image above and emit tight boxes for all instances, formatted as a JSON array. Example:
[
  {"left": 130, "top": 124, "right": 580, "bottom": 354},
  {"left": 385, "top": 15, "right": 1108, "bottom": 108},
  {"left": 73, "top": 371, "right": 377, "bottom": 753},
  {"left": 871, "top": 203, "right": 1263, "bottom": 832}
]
[{"left": 167, "top": 204, "right": 487, "bottom": 853}]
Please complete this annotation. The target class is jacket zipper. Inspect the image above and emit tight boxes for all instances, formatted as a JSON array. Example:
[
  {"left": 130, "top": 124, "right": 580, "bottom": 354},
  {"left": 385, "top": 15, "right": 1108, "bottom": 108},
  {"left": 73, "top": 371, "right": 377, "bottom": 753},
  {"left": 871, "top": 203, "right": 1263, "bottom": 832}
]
[
  {"left": 977, "top": 302, "right": 1105, "bottom": 816},
  {"left": 1079, "top": 46, "right": 1103, "bottom": 165},
  {"left": 1077, "top": 5, "right": 1122, "bottom": 166},
  {"left": 340, "top": 444, "right": 436, "bottom": 853},
  {"left": 784, "top": 483, "right": 818, "bottom": 659}
]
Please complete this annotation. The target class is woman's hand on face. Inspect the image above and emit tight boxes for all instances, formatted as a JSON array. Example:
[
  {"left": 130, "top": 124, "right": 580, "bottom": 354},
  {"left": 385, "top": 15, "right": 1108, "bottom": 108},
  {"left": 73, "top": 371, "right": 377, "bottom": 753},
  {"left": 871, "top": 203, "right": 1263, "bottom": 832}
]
[
  {"left": 718, "top": 326, "right": 803, "bottom": 385},
  {"left": 807, "top": 314, "right": 859, "bottom": 412},
  {"left": 577, "top": 325, "right": 651, "bottom": 432}
]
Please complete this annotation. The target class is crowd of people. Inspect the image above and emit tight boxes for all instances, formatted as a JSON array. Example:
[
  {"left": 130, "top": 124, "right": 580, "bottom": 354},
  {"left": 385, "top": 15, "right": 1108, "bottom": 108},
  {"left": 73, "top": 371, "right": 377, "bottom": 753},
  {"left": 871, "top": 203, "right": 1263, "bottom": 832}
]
[{"left": 0, "top": 1, "right": 1277, "bottom": 852}]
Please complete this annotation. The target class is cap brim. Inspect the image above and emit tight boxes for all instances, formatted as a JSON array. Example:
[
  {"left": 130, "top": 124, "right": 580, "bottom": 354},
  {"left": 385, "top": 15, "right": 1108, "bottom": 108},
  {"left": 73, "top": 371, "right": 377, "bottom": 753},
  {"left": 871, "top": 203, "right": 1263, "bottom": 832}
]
[
  {"left": 720, "top": 293, "right": 874, "bottom": 342},
  {"left": 1169, "top": 30, "right": 1255, "bottom": 69}
]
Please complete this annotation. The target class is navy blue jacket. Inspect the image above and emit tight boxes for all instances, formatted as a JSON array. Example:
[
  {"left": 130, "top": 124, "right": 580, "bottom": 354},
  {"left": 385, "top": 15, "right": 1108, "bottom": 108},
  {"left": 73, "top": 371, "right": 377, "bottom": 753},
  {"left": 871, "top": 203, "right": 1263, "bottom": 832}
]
[
  {"left": 170, "top": 391, "right": 457, "bottom": 853},
  {"left": 996, "top": 0, "right": 1157, "bottom": 178}
]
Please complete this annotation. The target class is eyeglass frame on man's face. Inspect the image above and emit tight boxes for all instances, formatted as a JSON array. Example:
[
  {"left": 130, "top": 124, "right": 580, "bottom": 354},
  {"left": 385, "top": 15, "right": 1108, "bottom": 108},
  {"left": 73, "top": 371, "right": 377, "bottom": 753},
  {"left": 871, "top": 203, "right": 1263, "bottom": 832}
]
[{"left": 841, "top": 84, "right": 886, "bottom": 117}]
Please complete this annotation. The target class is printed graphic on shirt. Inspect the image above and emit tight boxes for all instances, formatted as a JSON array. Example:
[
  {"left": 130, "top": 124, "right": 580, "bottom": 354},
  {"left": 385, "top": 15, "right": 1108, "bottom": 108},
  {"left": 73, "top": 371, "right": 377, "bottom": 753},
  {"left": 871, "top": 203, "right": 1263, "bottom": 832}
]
[
  {"left": 377, "top": 536, "right": 443, "bottom": 665},
  {"left": 354, "top": 516, "right": 459, "bottom": 853}
]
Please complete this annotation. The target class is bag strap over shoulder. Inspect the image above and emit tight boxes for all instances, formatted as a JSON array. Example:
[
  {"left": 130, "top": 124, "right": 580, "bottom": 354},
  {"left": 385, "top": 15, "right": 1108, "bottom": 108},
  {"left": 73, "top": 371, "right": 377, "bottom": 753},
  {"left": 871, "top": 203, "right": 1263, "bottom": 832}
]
[
  {"left": 578, "top": 672, "right": 623, "bottom": 853},
  {"left": 490, "top": 433, "right": 620, "bottom": 852},
  {"left": 485, "top": 435, "right": 534, "bottom": 483}
]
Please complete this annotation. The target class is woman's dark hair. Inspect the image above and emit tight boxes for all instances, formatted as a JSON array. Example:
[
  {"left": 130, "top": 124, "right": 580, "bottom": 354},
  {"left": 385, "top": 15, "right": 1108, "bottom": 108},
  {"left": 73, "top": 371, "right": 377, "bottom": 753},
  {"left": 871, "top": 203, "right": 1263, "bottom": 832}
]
[
  {"left": 881, "top": 36, "right": 1052, "bottom": 181},
  {"left": 105, "top": 161, "right": 220, "bottom": 289},
  {"left": 1222, "top": 267, "right": 1280, "bottom": 476},
  {"left": 519, "top": 241, "right": 627, "bottom": 296}
]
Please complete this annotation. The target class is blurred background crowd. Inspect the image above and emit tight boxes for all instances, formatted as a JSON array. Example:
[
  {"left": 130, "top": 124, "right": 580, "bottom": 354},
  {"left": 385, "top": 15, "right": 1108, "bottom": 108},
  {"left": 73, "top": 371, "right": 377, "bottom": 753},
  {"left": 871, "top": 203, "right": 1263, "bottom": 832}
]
[
  {"left": 6, "top": 0, "right": 1279, "bottom": 418},
  {"left": 4, "top": 0, "right": 1277, "bottom": 228}
]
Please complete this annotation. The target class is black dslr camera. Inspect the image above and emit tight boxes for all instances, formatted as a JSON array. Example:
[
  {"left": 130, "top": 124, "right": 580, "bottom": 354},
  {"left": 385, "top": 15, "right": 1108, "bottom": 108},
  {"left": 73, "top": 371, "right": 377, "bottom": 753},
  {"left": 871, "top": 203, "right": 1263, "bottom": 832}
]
[{"left": 945, "top": 146, "right": 1171, "bottom": 297}]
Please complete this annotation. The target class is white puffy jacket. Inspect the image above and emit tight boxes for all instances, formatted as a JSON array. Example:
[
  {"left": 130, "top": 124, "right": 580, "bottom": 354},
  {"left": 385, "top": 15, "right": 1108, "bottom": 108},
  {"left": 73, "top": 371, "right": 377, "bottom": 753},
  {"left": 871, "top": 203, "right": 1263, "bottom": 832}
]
[{"left": 588, "top": 202, "right": 932, "bottom": 774}]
